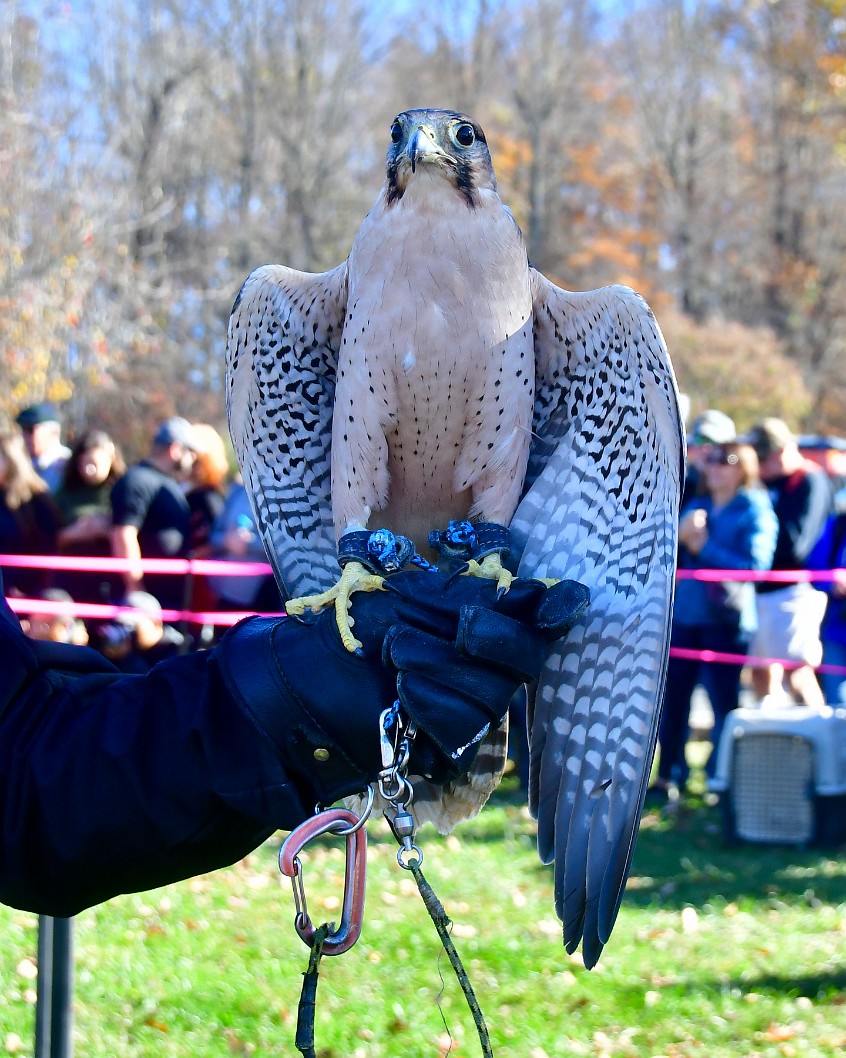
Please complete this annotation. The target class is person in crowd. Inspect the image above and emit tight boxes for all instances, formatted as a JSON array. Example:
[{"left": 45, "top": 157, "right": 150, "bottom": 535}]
[
  {"left": 186, "top": 424, "right": 230, "bottom": 557},
  {"left": 0, "top": 566, "right": 584, "bottom": 916},
  {"left": 206, "top": 475, "right": 283, "bottom": 618},
  {"left": 110, "top": 417, "right": 198, "bottom": 612},
  {"left": 807, "top": 486, "right": 846, "bottom": 705},
  {"left": 20, "top": 587, "right": 88, "bottom": 645},
  {"left": 744, "top": 418, "right": 832, "bottom": 709},
  {"left": 650, "top": 441, "right": 778, "bottom": 800},
  {"left": 15, "top": 402, "right": 72, "bottom": 493},
  {"left": 185, "top": 423, "right": 231, "bottom": 633},
  {"left": 93, "top": 590, "right": 188, "bottom": 672},
  {"left": 0, "top": 430, "right": 61, "bottom": 597},
  {"left": 682, "top": 408, "right": 737, "bottom": 509},
  {"left": 54, "top": 429, "right": 126, "bottom": 603}
]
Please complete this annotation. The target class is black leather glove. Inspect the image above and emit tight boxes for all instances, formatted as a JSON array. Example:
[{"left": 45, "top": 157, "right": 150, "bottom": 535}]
[{"left": 216, "top": 571, "right": 588, "bottom": 808}]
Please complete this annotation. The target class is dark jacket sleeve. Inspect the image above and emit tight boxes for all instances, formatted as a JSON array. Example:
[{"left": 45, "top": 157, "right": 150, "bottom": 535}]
[{"left": 0, "top": 597, "right": 312, "bottom": 917}]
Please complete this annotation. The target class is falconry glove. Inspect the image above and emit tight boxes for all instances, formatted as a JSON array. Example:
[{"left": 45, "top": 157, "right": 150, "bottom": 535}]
[{"left": 216, "top": 571, "right": 588, "bottom": 807}]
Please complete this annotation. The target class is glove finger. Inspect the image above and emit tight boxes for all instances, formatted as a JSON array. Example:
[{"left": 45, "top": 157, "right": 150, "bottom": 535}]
[
  {"left": 533, "top": 579, "right": 590, "bottom": 640},
  {"left": 396, "top": 670, "right": 494, "bottom": 767},
  {"left": 456, "top": 605, "right": 547, "bottom": 683},
  {"left": 490, "top": 577, "right": 590, "bottom": 639},
  {"left": 385, "top": 625, "right": 518, "bottom": 715}
]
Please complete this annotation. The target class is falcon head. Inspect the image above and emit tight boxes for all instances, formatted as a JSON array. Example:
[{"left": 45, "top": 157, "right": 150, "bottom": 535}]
[{"left": 385, "top": 108, "right": 497, "bottom": 208}]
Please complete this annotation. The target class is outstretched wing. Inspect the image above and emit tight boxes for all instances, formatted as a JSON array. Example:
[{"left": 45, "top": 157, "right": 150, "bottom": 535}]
[
  {"left": 510, "top": 272, "right": 684, "bottom": 968},
  {"left": 225, "top": 263, "right": 348, "bottom": 598}
]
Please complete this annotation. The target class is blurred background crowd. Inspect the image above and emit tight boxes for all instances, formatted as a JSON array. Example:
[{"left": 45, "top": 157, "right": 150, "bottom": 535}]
[
  {"left": 1, "top": 401, "right": 282, "bottom": 673},
  {"left": 649, "top": 400, "right": 846, "bottom": 803}
]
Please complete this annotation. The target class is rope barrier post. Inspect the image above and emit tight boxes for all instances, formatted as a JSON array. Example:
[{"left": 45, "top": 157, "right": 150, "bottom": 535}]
[
  {"left": 34, "top": 916, "right": 53, "bottom": 1058},
  {"left": 34, "top": 916, "right": 74, "bottom": 1058}
]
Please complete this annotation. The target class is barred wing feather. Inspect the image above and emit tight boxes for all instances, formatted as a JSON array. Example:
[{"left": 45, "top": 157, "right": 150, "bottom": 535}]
[
  {"left": 225, "top": 263, "right": 348, "bottom": 599},
  {"left": 510, "top": 273, "right": 684, "bottom": 968}
]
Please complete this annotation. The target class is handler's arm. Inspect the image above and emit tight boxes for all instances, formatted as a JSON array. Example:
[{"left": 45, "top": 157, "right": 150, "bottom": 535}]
[{"left": 0, "top": 612, "right": 311, "bottom": 916}]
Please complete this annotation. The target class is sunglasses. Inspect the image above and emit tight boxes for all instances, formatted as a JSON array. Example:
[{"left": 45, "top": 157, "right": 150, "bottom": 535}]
[{"left": 705, "top": 451, "right": 739, "bottom": 466}]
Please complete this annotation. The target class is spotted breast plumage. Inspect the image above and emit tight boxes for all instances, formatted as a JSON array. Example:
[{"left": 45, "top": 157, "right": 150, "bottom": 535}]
[{"left": 225, "top": 107, "right": 684, "bottom": 967}]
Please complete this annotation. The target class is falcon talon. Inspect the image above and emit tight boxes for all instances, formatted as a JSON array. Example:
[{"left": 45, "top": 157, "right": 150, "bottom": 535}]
[
  {"left": 445, "top": 562, "right": 471, "bottom": 587},
  {"left": 378, "top": 580, "right": 403, "bottom": 596}
]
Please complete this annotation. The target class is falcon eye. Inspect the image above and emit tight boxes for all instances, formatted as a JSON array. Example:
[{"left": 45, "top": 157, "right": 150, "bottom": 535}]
[
  {"left": 390, "top": 121, "right": 403, "bottom": 144},
  {"left": 455, "top": 123, "right": 476, "bottom": 147}
]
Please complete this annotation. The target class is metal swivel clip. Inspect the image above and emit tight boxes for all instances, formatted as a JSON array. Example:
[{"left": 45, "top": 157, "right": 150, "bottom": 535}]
[{"left": 378, "top": 703, "right": 423, "bottom": 870}]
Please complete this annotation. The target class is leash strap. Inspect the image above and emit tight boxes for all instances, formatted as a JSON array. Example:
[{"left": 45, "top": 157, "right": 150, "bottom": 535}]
[
  {"left": 408, "top": 858, "right": 493, "bottom": 1058},
  {"left": 295, "top": 923, "right": 329, "bottom": 1058}
]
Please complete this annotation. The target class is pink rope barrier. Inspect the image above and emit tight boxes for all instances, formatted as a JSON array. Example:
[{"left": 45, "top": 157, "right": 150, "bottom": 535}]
[
  {"left": 0, "top": 552, "right": 276, "bottom": 626},
  {"left": 0, "top": 553, "right": 273, "bottom": 576},
  {"left": 5, "top": 597, "right": 277, "bottom": 627},
  {"left": 668, "top": 646, "right": 846, "bottom": 677},
  {"left": 676, "top": 567, "right": 845, "bottom": 583}
]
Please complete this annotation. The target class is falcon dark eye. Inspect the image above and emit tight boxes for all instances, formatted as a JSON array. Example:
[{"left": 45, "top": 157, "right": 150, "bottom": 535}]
[
  {"left": 455, "top": 123, "right": 475, "bottom": 147},
  {"left": 390, "top": 122, "right": 403, "bottom": 144}
]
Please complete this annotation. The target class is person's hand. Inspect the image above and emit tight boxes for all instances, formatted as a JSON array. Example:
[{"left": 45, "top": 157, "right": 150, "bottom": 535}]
[
  {"left": 678, "top": 508, "right": 708, "bottom": 555},
  {"left": 215, "top": 571, "right": 589, "bottom": 806},
  {"left": 223, "top": 526, "right": 253, "bottom": 556}
]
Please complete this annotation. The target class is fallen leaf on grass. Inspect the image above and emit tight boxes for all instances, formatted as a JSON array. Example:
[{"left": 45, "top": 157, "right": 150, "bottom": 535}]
[
  {"left": 762, "top": 1023, "right": 797, "bottom": 1042},
  {"left": 451, "top": 922, "right": 477, "bottom": 939},
  {"left": 680, "top": 906, "right": 699, "bottom": 933},
  {"left": 16, "top": 957, "right": 37, "bottom": 980},
  {"left": 223, "top": 1027, "right": 255, "bottom": 1054}
]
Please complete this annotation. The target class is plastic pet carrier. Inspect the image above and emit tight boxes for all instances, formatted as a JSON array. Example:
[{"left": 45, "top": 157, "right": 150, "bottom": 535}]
[{"left": 709, "top": 703, "right": 846, "bottom": 846}]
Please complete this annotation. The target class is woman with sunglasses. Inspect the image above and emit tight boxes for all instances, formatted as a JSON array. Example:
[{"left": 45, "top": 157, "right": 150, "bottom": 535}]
[{"left": 650, "top": 442, "right": 778, "bottom": 800}]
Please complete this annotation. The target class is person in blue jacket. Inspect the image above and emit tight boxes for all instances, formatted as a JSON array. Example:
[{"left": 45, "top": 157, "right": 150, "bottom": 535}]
[
  {"left": 0, "top": 566, "right": 585, "bottom": 917},
  {"left": 650, "top": 442, "right": 778, "bottom": 798},
  {"left": 807, "top": 489, "right": 846, "bottom": 704}
]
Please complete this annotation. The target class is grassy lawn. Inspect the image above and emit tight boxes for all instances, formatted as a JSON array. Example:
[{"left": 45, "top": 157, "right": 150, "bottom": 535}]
[{"left": 2, "top": 774, "right": 845, "bottom": 1058}]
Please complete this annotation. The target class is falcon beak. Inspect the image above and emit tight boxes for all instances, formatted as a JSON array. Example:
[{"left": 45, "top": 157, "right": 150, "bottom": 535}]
[{"left": 408, "top": 125, "right": 439, "bottom": 173}]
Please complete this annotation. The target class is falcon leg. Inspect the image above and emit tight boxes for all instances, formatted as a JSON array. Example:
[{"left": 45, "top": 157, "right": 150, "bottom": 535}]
[
  {"left": 430, "top": 521, "right": 514, "bottom": 596},
  {"left": 285, "top": 529, "right": 418, "bottom": 653},
  {"left": 463, "top": 551, "right": 515, "bottom": 596},
  {"left": 430, "top": 520, "right": 558, "bottom": 597}
]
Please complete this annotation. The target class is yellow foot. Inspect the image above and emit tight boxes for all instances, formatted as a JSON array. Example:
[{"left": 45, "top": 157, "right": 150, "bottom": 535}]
[
  {"left": 285, "top": 561, "right": 386, "bottom": 653},
  {"left": 462, "top": 555, "right": 560, "bottom": 596},
  {"left": 462, "top": 553, "right": 516, "bottom": 596}
]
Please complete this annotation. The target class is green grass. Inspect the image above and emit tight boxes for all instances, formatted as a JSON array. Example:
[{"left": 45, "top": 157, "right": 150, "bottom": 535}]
[{"left": 2, "top": 775, "right": 846, "bottom": 1057}]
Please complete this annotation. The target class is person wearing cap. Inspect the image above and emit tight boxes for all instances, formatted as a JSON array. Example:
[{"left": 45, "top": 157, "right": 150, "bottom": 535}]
[
  {"left": 651, "top": 441, "right": 777, "bottom": 800},
  {"left": 744, "top": 417, "right": 832, "bottom": 708},
  {"left": 0, "top": 564, "right": 587, "bottom": 916},
  {"left": 682, "top": 409, "right": 737, "bottom": 509},
  {"left": 15, "top": 402, "right": 72, "bottom": 493},
  {"left": 109, "top": 417, "right": 199, "bottom": 611}
]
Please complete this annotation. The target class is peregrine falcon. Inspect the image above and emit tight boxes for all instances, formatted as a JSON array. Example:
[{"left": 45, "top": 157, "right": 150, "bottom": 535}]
[{"left": 225, "top": 108, "right": 684, "bottom": 967}]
